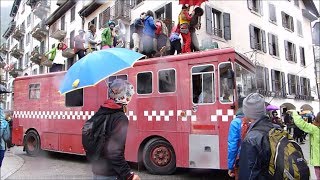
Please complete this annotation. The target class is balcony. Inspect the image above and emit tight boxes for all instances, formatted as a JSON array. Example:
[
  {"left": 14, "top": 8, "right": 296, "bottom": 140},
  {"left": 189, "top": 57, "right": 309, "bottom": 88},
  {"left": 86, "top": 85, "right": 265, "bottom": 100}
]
[
  {"left": 111, "top": 1, "right": 131, "bottom": 22},
  {"left": 0, "top": 43, "right": 9, "bottom": 54},
  {"left": 12, "top": 25, "right": 26, "bottom": 40},
  {"left": 10, "top": 45, "right": 24, "bottom": 59},
  {"left": 33, "top": 0, "right": 50, "bottom": 19},
  {"left": 30, "top": 46, "right": 47, "bottom": 65},
  {"left": 32, "top": 21, "right": 49, "bottom": 41},
  {"left": 49, "top": 25, "right": 67, "bottom": 40},
  {"left": 9, "top": 68, "right": 22, "bottom": 78}
]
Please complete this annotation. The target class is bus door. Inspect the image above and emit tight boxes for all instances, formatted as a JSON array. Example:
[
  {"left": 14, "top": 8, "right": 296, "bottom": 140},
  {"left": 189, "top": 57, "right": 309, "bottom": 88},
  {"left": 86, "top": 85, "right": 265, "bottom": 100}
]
[
  {"left": 187, "top": 63, "right": 220, "bottom": 169},
  {"left": 217, "top": 61, "right": 236, "bottom": 169}
]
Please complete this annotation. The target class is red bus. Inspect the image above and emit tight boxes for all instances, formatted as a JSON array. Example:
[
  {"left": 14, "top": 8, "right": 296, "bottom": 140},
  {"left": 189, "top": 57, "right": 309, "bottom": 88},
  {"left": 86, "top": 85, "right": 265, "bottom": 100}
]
[{"left": 12, "top": 48, "right": 256, "bottom": 174}]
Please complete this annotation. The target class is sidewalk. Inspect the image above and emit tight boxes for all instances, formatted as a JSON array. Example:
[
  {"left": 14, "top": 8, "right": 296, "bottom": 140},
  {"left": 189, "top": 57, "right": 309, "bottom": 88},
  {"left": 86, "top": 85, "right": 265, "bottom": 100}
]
[{"left": 0, "top": 148, "right": 24, "bottom": 180}]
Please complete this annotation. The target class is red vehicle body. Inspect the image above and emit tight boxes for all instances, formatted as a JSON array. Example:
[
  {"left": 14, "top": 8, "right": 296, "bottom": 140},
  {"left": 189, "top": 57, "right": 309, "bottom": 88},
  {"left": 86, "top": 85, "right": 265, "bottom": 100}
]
[{"left": 12, "top": 48, "right": 255, "bottom": 174}]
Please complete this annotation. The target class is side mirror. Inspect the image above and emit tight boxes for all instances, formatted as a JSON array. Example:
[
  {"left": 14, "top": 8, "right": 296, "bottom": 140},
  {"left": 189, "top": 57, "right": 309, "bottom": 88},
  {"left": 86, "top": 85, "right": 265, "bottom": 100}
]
[{"left": 227, "top": 69, "right": 235, "bottom": 89}]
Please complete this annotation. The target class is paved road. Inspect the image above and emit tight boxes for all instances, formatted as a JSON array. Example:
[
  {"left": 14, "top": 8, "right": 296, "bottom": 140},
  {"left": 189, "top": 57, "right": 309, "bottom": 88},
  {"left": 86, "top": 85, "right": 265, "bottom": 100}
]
[{"left": 7, "top": 146, "right": 229, "bottom": 180}]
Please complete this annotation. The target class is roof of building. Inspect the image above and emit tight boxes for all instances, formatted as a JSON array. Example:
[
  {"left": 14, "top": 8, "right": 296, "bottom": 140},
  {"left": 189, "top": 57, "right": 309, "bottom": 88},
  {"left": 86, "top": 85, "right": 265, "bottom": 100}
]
[
  {"left": 9, "top": 0, "right": 22, "bottom": 17},
  {"left": 78, "top": 0, "right": 103, "bottom": 17},
  {"left": 45, "top": 0, "right": 76, "bottom": 26},
  {"left": 2, "top": 21, "right": 16, "bottom": 39},
  {"left": 302, "top": 0, "right": 319, "bottom": 17}
]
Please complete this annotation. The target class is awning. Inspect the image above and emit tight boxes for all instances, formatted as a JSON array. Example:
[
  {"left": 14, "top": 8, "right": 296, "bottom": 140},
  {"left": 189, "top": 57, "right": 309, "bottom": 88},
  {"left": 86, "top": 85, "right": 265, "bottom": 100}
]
[
  {"left": 2, "top": 21, "right": 16, "bottom": 39},
  {"left": 78, "top": 0, "right": 103, "bottom": 17},
  {"left": 45, "top": 0, "right": 76, "bottom": 26}
]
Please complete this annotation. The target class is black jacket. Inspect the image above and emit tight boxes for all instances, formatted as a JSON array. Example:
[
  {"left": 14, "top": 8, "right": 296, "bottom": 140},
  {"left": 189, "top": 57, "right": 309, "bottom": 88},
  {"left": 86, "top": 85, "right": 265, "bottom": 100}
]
[
  {"left": 91, "top": 100, "right": 132, "bottom": 179},
  {"left": 239, "top": 115, "right": 275, "bottom": 180},
  {"left": 134, "top": 18, "right": 144, "bottom": 36}
]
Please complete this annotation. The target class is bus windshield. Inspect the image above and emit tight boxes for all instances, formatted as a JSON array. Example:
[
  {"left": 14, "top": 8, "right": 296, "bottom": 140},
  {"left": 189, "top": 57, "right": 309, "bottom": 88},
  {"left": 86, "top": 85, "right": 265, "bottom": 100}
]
[{"left": 235, "top": 63, "right": 256, "bottom": 98}]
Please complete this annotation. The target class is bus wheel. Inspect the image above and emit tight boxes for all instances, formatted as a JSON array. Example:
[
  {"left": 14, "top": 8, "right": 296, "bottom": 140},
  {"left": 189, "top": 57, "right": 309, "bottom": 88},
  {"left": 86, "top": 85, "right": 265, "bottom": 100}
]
[
  {"left": 142, "top": 138, "right": 176, "bottom": 175},
  {"left": 24, "top": 130, "right": 41, "bottom": 156}
]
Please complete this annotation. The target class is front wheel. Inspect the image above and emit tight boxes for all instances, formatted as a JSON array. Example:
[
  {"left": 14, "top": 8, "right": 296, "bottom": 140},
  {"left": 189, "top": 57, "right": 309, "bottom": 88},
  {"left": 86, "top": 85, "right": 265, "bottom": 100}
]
[
  {"left": 142, "top": 138, "right": 176, "bottom": 175},
  {"left": 24, "top": 130, "right": 41, "bottom": 156}
]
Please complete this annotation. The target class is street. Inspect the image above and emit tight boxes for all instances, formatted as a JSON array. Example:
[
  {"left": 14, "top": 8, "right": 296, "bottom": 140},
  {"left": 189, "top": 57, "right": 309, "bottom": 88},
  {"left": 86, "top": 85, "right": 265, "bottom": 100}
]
[{"left": 5, "top": 146, "right": 229, "bottom": 180}]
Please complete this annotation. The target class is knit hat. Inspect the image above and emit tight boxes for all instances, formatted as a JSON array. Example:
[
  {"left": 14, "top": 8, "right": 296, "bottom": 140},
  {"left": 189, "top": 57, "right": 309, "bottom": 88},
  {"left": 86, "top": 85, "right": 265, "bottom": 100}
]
[
  {"left": 108, "top": 79, "right": 135, "bottom": 105},
  {"left": 243, "top": 93, "right": 266, "bottom": 120}
]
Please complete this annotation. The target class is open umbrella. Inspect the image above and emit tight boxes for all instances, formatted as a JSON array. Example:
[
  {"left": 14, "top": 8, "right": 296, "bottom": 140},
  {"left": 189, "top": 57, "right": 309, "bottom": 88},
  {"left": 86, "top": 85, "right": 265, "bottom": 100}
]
[
  {"left": 0, "top": 84, "right": 11, "bottom": 94},
  {"left": 179, "top": 0, "right": 208, "bottom": 6},
  {"left": 266, "top": 104, "right": 279, "bottom": 111},
  {"left": 59, "top": 48, "right": 145, "bottom": 94}
]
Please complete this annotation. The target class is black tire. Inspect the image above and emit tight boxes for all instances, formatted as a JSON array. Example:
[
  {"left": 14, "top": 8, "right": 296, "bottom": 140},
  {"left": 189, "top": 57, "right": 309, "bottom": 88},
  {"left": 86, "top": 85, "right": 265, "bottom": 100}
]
[
  {"left": 24, "top": 130, "right": 41, "bottom": 156},
  {"left": 142, "top": 138, "right": 176, "bottom": 175}
]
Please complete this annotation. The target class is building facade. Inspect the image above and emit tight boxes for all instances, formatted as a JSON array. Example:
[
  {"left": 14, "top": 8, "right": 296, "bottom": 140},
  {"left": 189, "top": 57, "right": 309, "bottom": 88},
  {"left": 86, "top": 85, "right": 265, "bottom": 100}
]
[{"left": 1, "top": 0, "right": 319, "bottom": 112}]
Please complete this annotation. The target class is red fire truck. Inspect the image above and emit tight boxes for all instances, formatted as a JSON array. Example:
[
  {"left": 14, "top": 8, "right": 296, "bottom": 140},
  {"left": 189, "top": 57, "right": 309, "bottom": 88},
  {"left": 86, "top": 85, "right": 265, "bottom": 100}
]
[{"left": 12, "top": 48, "right": 256, "bottom": 174}]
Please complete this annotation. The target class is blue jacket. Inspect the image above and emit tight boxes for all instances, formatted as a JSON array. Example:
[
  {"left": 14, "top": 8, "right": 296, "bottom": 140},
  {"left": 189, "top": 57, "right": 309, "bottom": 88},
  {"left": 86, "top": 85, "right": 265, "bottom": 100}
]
[
  {"left": 143, "top": 16, "right": 157, "bottom": 38},
  {"left": 0, "top": 108, "right": 10, "bottom": 150},
  {"left": 227, "top": 109, "right": 244, "bottom": 170}
]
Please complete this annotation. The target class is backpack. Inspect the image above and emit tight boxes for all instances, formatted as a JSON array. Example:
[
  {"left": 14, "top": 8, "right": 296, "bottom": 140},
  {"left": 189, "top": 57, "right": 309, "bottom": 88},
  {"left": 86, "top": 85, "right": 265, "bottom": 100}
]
[
  {"left": 268, "top": 128, "right": 310, "bottom": 180},
  {"left": 82, "top": 114, "right": 110, "bottom": 161}
]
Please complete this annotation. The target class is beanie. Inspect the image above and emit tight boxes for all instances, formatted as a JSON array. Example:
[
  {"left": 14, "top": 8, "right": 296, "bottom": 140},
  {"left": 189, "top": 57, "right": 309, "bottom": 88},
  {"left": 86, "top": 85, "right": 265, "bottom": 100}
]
[{"left": 243, "top": 93, "right": 266, "bottom": 120}]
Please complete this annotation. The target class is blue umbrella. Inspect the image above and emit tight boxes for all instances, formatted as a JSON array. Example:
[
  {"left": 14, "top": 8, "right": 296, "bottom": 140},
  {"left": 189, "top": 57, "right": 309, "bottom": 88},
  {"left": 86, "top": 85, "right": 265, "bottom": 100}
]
[{"left": 59, "top": 48, "right": 145, "bottom": 94}]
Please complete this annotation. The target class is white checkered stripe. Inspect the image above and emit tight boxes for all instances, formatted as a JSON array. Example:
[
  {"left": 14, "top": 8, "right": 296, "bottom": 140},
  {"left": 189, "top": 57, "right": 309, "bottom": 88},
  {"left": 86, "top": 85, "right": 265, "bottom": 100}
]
[
  {"left": 127, "top": 111, "right": 137, "bottom": 121},
  {"left": 144, "top": 110, "right": 175, "bottom": 121},
  {"left": 13, "top": 111, "right": 95, "bottom": 120},
  {"left": 211, "top": 109, "right": 235, "bottom": 122},
  {"left": 177, "top": 110, "right": 197, "bottom": 122}
]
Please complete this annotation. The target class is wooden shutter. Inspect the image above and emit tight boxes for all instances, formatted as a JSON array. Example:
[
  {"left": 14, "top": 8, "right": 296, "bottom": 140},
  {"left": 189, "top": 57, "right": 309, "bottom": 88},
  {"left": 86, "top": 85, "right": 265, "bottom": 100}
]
[
  {"left": 269, "top": 4, "right": 276, "bottom": 22},
  {"left": 265, "top": 67, "right": 270, "bottom": 91},
  {"left": 284, "top": 40, "right": 289, "bottom": 60},
  {"left": 290, "top": 16, "right": 294, "bottom": 32},
  {"left": 262, "top": 29, "right": 266, "bottom": 53},
  {"left": 223, "top": 13, "right": 231, "bottom": 40},
  {"left": 293, "top": 43, "right": 297, "bottom": 62},
  {"left": 296, "top": 76, "right": 300, "bottom": 95},
  {"left": 287, "top": 74, "right": 292, "bottom": 94},
  {"left": 259, "top": 0, "right": 263, "bottom": 15},
  {"left": 249, "top": 25, "right": 255, "bottom": 49},
  {"left": 271, "top": 69, "right": 275, "bottom": 91},
  {"left": 247, "top": 0, "right": 253, "bottom": 10},
  {"left": 281, "top": 72, "right": 286, "bottom": 96},
  {"left": 165, "top": 2, "right": 172, "bottom": 34},
  {"left": 281, "top": 11, "right": 286, "bottom": 28},
  {"left": 300, "top": 77, "right": 304, "bottom": 95},
  {"left": 307, "top": 78, "right": 311, "bottom": 96},
  {"left": 275, "top": 35, "right": 279, "bottom": 56},
  {"left": 205, "top": 5, "right": 213, "bottom": 35},
  {"left": 268, "top": 33, "right": 273, "bottom": 55}
]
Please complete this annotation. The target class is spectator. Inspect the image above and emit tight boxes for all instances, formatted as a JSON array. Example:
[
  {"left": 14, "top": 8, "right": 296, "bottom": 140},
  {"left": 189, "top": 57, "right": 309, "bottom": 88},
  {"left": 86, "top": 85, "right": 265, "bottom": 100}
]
[
  {"left": 85, "top": 24, "right": 98, "bottom": 54},
  {"left": 238, "top": 93, "right": 274, "bottom": 179},
  {"left": 178, "top": 5, "right": 193, "bottom": 53},
  {"left": 289, "top": 110, "right": 320, "bottom": 180},
  {"left": 45, "top": 42, "right": 67, "bottom": 72},
  {"left": 74, "top": 30, "right": 86, "bottom": 60},
  {"left": 169, "top": 25, "right": 182, "bottom": 55},
  {"left": 132, "top": 12, "right": 146, "bottom": 52},
  {"left": 101, "top": 21, "right": 116, "bottom": 49},
  {"left": 91, "top": 79, "right": 140, "bottom": 180},
  {"left": 142, "top": 10, "right": 157, "bottom": 58},
  {"left": 271, "top": 110, "right": 284, "bottom": 128},
  {"left": 0, "top": 107, "right": 10, "bottom": 167},
  {"left": 155, "top": 19, "right": 169, "bottom": 57},
  {"left": 284, "top": 112, "right": 293, "bottom": 134},
  {"left": 5, "top": 112, "right": 13, "bottom": 151},
  {"left": 189, "top": 7, "right": 204, "bottom": 52}
]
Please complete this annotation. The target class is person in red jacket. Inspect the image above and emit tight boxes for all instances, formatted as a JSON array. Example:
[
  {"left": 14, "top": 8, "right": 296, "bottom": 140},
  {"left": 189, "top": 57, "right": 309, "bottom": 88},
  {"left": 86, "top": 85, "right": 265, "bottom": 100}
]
[
  {"left": 91, "top": 79, "right": 140, "bottom": 180},
  {"left": 178, "top": 5, "right": 194, "bottom": 53}
]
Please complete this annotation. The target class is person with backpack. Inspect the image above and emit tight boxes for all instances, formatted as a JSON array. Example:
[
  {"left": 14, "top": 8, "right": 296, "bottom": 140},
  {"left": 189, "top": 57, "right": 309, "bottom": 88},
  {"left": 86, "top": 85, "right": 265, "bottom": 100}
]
[
  {"left": 227, "top": 97, "right": 249, "bottom": 179},
  {"left": 83, "top": 79, "right": 140, "bottom": 180},
  {"left": 0, "top": 107, "right": 10, "bottom": 167},
  {"left": 289, "top": 110, "right": 320, "bottom": 180}
]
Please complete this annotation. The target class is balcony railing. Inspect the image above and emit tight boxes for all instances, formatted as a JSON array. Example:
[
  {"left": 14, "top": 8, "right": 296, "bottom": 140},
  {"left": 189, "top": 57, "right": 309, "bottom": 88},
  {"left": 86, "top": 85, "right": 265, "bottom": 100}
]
[
  {"left": 49, "top": 22, "right": 67, "bottom": 40},
  {"left": 32, "top": 21, "right": 49, "bottom": 41},
  {"left": 12, "top": 24, "right": 26, "bottom": 40},
  {"left": 27, "top": 0, "right": 50, "bottom": 19},
  {"left": 0, "top": 43, "right": 9, "bottom": 54},
  {"left": 254, "top": 43, "right": 262, "bottom": 51},
  {"left": 212, "top": 28, "right": 222, "bottom": 38},
  {"left": 30, "top": 46, "right": 47, "bottom": 65},
  {"left": 10, "top": 44, "right": 24, "bottom": 59},
  {"left": 111, "top": 1, "right": 131, "bottom": 22}
]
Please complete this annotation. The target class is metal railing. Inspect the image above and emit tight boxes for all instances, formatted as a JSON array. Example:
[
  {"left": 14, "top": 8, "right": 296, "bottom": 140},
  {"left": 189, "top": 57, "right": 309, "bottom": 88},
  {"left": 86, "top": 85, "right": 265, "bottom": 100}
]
[
  {"left": 254, "top": 43, "right": 261, "bottom": 50},
  {"left": 212, "top": 27, "right": 222, "bottom": 38},
  {"left": 111, "top": 1, "right": 131, "bottom": 21}
]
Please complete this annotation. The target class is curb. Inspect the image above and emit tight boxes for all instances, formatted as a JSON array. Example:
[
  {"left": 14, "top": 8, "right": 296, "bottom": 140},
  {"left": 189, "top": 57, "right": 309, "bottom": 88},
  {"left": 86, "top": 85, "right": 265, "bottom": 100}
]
[{"left": 1, "top": 151, "right": 25, "bottom": 180}]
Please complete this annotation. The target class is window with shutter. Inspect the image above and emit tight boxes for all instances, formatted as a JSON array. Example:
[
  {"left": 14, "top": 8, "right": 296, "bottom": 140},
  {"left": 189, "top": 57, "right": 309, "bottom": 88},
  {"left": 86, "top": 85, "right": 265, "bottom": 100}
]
[
  {"left": 61, "top": 15, "right": 65, "bottom": 30},
  {"left": 223, "top": 13, "right": 231, "bottom": 40},
  {"left": 300, "top": 47, "right": 306, "bottom": 66},
  {"left": 281, "top": 72, "right": 286, "bottom": 96},
  {"left": 249, "top": 25, "right": 264, "bottom": 51},
  {"left": 297, "top": 20, "right": 303, "bottom": 36},
  {"left": 249, "top": 0, "right": 262, "bottom": 14},
  {"left": 268, "top": 33, "right": 278, "bottom": 56},
  {"left": 269, "top": 4, "right": 276, "bottom": 23},
  {"left": 296, "top": 76, "right": 300, "bottom": 94},
  {"left": 284, "top": 40, "right": 295, "bottom": 62},
  {"left": 271, "top": 69, "right": 276, "bottom": 91},
  {"left": 70, "top": 6, "right": 75, "bottom": 22},
  {"left": 307, "top": 78, "right": 311, "bottom": 96},
  {"left": 282, "top": 12, "right": 294, "bottom": 32},
  {"left": 212, "top": 9, "right": 222, "bottom": 38},
  {"left": 265, "top": 67, "right": 270, "bottom": 91}
]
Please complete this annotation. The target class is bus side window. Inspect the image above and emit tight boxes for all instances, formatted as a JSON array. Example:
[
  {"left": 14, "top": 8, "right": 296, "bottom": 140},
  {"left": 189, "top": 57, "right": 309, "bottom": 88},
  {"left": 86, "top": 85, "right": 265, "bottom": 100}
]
[
  {"left": 235, "top": 63, "right": 257, "bottom": 97},
  {"left": 219, "top": 62, "right": 234, "bottom": 103},
  {"left": 65, "top": 89, "right": 83, "bottom": 107},
  {"left": 137, "top": 72, "right": 152, "bottom": 94},
  {"left": 159, "top": 69, "right": 176, "bottom": 93},
  {"left": 191, "top": 65, "right": 215, "bottom": 104},
  {"left": 29, "top": 84, "right": 40, "bottom": 99}
]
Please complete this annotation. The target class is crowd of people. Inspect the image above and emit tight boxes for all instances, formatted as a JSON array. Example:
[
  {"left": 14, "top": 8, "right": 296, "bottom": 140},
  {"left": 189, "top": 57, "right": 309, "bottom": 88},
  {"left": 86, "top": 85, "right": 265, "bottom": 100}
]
[
  {"left": 227, "top": 94, "right": 320, "bottom": 180},
  {"left": 43, "top": 4, "right": 205, "bottom": 72}
]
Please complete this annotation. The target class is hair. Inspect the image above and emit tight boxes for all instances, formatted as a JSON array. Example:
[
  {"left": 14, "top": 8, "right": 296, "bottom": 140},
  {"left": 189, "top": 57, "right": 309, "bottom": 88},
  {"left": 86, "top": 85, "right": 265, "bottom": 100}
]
[
  {"left": 146, "top": 10, "right": 154, "bottom": 17},
  {"left": 314, "top": 112, "right": 320, "bottom": 127},
  {"left": 140, "top": 12, "right": 146, "bottom": 16},
  {"left": 182, "top": 5, "right": 189, "bottom": 9},
  {"left": 89, "top": 24, "right": 95, "bottom": 30}
]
